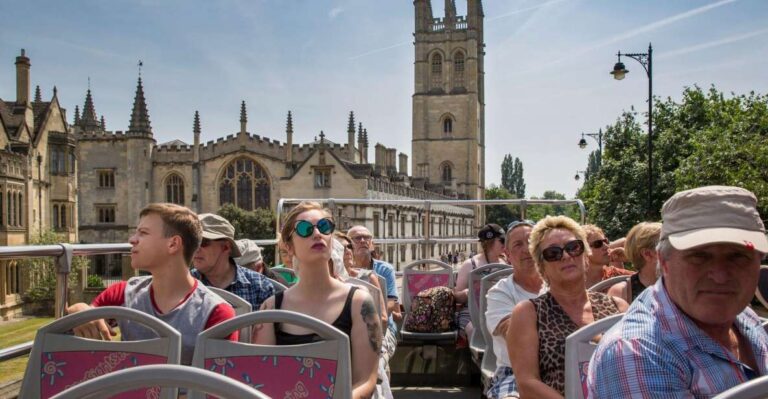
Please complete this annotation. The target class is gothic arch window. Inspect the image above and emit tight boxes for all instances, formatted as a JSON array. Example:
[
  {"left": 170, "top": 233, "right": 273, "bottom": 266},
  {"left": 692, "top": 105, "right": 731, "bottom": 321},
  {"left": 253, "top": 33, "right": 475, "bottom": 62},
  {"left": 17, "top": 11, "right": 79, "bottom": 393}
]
[
  {"left": 17, "top": 192, "right": 22, "bottom": 226},
  {"left": 443, "top": 117, "right": 453, "bottom": 136},
  {"left": 53, "top": 204, "right": 59, "bottom": 229},
  {"left": 430, "top": 52, "right": 443, "bottom": 90},
  {"left": 441, "top": 162, "right": 453, "bottom": 183},
  {"left": 218, "top": 157, "right": 270, "bottom": 211},
  {"left": 165, "top": 173, "right": 185, "bottom": 205},
  {"left": 453, "top": 50, "right": 465, "bottom": 88}
]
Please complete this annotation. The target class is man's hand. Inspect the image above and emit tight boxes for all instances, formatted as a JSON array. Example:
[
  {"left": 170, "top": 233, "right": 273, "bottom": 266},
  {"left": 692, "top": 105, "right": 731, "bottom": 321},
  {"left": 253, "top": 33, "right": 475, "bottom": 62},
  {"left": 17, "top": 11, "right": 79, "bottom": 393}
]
[
  {"left": 67, "top": 303, "right": 116, "bottom": 341},
  {"left": 608, "top": 247, "right": 627, "bottom": 264}
]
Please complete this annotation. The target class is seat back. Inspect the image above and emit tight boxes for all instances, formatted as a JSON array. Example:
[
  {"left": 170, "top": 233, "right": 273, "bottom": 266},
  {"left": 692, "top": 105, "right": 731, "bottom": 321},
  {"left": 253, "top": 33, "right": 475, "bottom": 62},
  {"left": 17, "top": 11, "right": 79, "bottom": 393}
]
[
  {"left": 468, "top": 264, "right": 512, "bottom": 353},
  {"left": 401, "top": 259, "right": 455, "bottom": 314},
  {"left": 754, "top": 265, "right": 768, "bottom": 309},
  {"left": 345, "top": 277, "right": 383, "bottom": 321},
  {"left": 190, "top": 310, "right": 352, "bottom": 399},
  {"left": 267, "top": 277, "right": 288, "bottom": 294},
  {"left": 206, "top": 286, "right": 253, "bottom": 343},
  {"left": 375, "top": 273, "right": 389, "bottom": 304},
  {"left": 712, "top": 375, "right": 768, "bottom": 399},
  {"left": 49, "top": 364, "right": 269, "bottom": 399},
  {"left": 272, "top": 267, "right": 297, "bottom": 286},
  {"left": 478, "top": 268, "right": 514, "bottom": 387},
  {"left": 564, "top": 314, "right": 623, "bottom": 399},
  {"left": 20, "top": 306, "right": 181, "bottom": 399},
  {"left": 588, "top": 275, "right": 631, "bottom": 293}
]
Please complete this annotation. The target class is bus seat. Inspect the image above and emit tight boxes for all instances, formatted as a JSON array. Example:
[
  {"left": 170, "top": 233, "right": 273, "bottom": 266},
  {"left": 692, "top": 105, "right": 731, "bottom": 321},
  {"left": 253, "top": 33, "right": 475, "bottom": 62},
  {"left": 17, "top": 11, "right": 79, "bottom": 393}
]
[
  {"left": 49, "top": 364, "right": 268, "bottom": 399},
  {"left": 468, "top": 263, "right": 512, "bottom": 365},
  {"left": 20, "top": 306, "right": 181, "bottom": 399},
  {"left": 713, "top": 375, "right": 768, "bottom": 399},
  {"left": 564, "top": 314, "right": 623, "bottom": 399},
  {"left": 588, "top": 275, "right": 631, "bottom": 294},
  {"left": 400, "top": 260, "right": 456, "bottom": 343},
  {"left": 190, "top": 309, "right": 352, "bottom": 399},
  {"left": 345, "top": 276, "right": 384, "bottom": 323},
  {"left": 267, "top": 277, "right": 288, "bottom": 294},
  {"left": 478, "top": 268, "right": 514, "bottom": 391},
  {"left": 206, "top": 286, "right": 253, "bottom": 343},
  {"left": 754, "top": 265, "right": 768, "bottom": 309}
]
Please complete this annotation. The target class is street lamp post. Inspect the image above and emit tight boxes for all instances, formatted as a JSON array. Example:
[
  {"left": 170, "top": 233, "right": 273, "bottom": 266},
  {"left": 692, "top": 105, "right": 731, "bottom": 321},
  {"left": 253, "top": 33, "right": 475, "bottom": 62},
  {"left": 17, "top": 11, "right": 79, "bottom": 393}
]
[
  {"left": 578, "top": 129, "right": 603, "bottom": 170},
  {"left": 611, "top": 43, "right": 653, "bottom": 216},
  {"left": 574, "top": 170, "right": 586, "bottom": 182}
]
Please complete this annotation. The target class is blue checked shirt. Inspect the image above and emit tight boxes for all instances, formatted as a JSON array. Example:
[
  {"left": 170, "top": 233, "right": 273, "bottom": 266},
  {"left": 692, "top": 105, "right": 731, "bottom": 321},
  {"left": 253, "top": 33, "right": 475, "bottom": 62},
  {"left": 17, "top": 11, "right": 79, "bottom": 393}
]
[
  {"left": 191, "top": 263, "right": 274, "bottom": 310},
  {"left": 587, "top": 278, "right": 768, "bottom": 398},
  {"left": 371, "top": 259, "right": 399, "bottom": 335}
]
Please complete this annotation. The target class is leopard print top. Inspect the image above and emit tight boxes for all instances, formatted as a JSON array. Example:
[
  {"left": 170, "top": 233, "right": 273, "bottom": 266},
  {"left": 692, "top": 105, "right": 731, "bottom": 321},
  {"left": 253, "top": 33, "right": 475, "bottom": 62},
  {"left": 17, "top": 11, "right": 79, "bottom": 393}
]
[{"left": 529, "top": 291, "right": 620, "bottom": 395}]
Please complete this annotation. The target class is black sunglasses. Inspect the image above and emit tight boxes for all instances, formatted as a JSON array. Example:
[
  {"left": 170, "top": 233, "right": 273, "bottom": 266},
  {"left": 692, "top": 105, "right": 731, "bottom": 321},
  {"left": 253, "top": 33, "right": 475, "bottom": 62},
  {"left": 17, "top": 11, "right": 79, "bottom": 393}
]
[
  {"left": 590, "top": 238, "right": 610, "bottom": 249},
  {"left": 200, "top": 238, "right": 221, "bottom": 248},
  {"left": 294, "top": 218, "right": 335, "bottom": 238},
  {"left": 542, "top": 240, "right": 585, "bottom": 262}
]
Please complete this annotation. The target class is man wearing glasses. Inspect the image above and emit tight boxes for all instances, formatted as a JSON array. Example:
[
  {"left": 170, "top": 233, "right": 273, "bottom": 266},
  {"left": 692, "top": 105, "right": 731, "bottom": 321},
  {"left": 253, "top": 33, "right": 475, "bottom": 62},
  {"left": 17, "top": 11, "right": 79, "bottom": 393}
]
[
  {"left": 583, "top": 224, "right": 633, "bottom": 288},
  {"left": 191, "top": 213, "right": 274, "bottom": 310},
  {"left": 347, "top": 225, "right": 400, "bottom": 365}
]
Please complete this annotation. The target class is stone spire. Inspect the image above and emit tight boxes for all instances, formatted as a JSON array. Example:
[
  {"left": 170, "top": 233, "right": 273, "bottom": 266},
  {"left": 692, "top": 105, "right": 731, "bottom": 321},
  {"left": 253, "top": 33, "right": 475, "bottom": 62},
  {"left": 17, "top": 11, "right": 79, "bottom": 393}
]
[
  {"left": 357, "top": 122, "right": 364, "bottom": 163},
  {"left": 79, "top": 89, "right": 100, "bottom": 132},
  {"left": 468, "top": 0, "right": 484, "bottom": 30},
  {"left": 239, "top": 101, "right": 247, "bottom": 134},
  {"left": 193, "top": 110, "right": 201, "bottom": 147},
  {"left": 347, "top": 111, "right": 356, "bottom": 161},
  {"left": 128, "top": 76, "right": 152, "bottom": 136},
  {"left": 414, "top": 0, "right": 434, "bottom": 33},
  {"left": 286, "top": 110, "right": 293, "bottom": 163},
  {"left": 73, "top": 105, "right": 80, "bottom": 125},
  {"left": 34, "top": 85, "right": 42, "bottom": 103},
  {"left": 444, "top": 0, "right": 457, "bottom": 27},
  {"left": 100, "top": 115, "right": 106, "bottom": 130},
  {"left": 362, "top": 128, "right": 369, "bottom": 163}
]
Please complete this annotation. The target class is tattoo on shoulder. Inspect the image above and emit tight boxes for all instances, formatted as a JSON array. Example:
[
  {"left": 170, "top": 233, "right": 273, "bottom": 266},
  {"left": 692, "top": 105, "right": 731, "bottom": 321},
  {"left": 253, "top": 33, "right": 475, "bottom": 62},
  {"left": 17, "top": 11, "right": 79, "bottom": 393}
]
[{"left": 361, "top": 296, "right": 383, "bottom": 354}]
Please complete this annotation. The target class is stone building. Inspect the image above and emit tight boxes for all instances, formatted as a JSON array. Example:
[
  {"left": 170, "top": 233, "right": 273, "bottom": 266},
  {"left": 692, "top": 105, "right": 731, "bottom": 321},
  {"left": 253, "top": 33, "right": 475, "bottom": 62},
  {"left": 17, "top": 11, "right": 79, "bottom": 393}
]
[{"left": 0, "top": 50, "right": 78, "bottom": 319}]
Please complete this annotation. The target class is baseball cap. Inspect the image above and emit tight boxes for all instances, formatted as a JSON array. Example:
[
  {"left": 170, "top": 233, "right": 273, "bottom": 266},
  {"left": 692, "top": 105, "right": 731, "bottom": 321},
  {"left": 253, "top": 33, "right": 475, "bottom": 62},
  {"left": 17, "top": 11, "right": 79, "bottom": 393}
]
[
  {"left": 198, "top": 213, "right": 242, "bottom": 257},
  {"left": 478, "top": 223, "right": 505, "bottom": 241},
  {"left": 234, "top": 239, "right": 262, "bottom": 264}
]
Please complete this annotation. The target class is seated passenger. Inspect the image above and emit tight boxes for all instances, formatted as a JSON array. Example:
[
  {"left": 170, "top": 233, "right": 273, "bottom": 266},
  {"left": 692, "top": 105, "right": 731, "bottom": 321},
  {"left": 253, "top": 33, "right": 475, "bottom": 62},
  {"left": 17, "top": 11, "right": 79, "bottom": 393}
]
[
  {"left": 606, "top": 222, "right": 661, "bottom": 303},
  {"left": 191, "top": 213, "right": 274, "bottom": 310},
  {"left": 254, "top": 202, "right": 380, "bottom": 399},
  {"left": 273, "top": 234, "right": 299, "bottom": 285},
  {"left": 506, "top": 216, "right": 628, "bottom": 398},
  {"left": 67, "top": 203, "right": 237, "bottom": 365},
  {"left": 582, "top": 224, "right": 633, "bottom": 288},
  {"left": 336, "top": 232, "right": 388, "bottom": 328},
  {"left": 235, "top": 238, "right": 279, "bottom": 281},
  {"left": 588, "top": 186, "right": 768, "bottom": 398},
  {"left": 485, "top": 220, "right": 545, "bottom": 399},
  {"left": 456, "top": 223, "right": 508, "bottom": 342}
]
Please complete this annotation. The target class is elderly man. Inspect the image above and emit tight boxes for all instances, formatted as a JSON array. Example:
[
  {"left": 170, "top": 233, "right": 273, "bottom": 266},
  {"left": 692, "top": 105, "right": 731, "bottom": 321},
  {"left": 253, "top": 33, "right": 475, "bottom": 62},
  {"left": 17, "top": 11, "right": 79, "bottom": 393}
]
[
  {"left": 235, "top": 239, "right": 279, "bottom": 281},
  {"left": 191, "top": 214, "right": 274, "bottom": 310},
  {"left": 588, "top": 186, "right": 768, "bottom": 398},
  {"left": 485, "top": 220, "right": 546, "bottom": 399}
]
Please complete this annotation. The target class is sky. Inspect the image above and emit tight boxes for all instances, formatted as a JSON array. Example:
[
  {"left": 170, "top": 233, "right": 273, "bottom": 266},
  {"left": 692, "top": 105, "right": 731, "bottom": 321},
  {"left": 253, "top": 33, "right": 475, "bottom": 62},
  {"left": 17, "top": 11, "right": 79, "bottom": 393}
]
[{"left": 1, "top": 0, "right": 767, "bottom": 198}]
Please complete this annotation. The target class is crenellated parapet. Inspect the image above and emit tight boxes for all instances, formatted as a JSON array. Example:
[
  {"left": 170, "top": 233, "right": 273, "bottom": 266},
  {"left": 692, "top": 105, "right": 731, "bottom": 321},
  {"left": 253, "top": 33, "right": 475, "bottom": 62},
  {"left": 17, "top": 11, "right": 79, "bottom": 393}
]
[
  {"left": 198, "top": 131, "right": 286, "bottom": 161},
  {"left": 75, "top": 129, "right": 130, "bottom": 141}
]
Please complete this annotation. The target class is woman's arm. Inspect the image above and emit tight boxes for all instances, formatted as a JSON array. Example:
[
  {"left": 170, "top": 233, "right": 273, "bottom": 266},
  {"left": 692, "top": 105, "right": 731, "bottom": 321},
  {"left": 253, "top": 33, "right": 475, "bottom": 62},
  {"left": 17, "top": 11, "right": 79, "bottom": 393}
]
[
  {"left": 251, "top": 297, "right": 276, "bottom": 344},
  {"left": 366, "top": 274, "right": 389, "bottom": 328},
  {"left": 453, "top": 259, "right": 473, "bottom": 304},
  {"left": 350, "top": 290, "right": 381, "bottom": 399},
  {"left": 506, "top": 301, "right": 563, "bottom": 399},
  {"left": 606, "top": 281, "right": 629, "bottom": 303}
]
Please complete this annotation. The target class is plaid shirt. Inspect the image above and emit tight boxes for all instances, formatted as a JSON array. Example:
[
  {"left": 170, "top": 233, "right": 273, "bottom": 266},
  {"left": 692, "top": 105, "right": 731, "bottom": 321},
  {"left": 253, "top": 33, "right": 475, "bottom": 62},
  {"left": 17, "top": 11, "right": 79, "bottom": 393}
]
[
  {"left": 587, "top": 278, "right": 768, "bottom": 398},
  {"left": 191, "top": 264, "right": 274, "bottom": 310}
]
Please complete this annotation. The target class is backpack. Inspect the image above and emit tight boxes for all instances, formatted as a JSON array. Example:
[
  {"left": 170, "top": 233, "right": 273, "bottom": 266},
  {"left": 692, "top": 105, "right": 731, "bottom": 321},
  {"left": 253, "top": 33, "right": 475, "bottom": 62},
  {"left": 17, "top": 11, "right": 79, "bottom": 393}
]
[{"left": 404, "top": 286, "right": 456, "bottom": 333}]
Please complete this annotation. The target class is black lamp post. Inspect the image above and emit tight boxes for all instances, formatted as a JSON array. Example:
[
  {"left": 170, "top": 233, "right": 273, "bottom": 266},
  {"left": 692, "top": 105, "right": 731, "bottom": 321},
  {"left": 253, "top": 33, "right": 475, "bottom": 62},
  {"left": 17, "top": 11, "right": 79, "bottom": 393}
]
[
  {"left": 574, "top": 170, "right": 586, "bottom": 182},
  {"left": 611, "top": 43, "right": 653, "bottom": 216},
  {"left": 578, "top": 129, "right": 603, "bottom": 168}
]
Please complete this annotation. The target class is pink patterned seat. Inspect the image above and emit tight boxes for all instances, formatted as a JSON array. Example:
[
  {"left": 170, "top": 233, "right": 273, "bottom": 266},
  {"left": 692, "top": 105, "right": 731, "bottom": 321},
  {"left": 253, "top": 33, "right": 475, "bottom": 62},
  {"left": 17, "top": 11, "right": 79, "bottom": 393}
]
[
  {"left": 190, "top": 309, "right": 352, "bottom": 399},
  {"left": 400, "top": 259, "right": 456, "bottom": 343},
  {"left": 20, "top": 306, "right": 182, "bottom": 399}
]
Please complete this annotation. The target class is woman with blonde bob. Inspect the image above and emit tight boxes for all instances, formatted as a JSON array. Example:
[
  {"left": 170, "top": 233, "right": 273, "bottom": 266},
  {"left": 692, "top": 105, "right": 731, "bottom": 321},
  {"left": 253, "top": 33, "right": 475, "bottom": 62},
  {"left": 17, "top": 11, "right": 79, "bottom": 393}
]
[
  {"left": 253, "top": 201, "right": 380, "bottom": 399},
  {"left": 607, "top": 222, "right": 662, "bottom": 303},
  {"left": 505, "top": 216, "right": 628, "bottom": 398}
]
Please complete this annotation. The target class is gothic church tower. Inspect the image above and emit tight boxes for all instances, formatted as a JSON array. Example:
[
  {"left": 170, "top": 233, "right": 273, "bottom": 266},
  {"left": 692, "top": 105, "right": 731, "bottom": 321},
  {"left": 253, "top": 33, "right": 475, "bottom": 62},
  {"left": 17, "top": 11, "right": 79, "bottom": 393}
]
[{"left": 412, "top": 0, "right": 485, "bottom": 200}]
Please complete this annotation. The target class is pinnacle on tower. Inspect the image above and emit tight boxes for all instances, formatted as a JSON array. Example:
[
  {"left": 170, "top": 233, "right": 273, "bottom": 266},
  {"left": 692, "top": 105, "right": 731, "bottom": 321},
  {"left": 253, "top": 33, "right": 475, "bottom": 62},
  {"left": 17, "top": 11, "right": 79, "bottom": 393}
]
[
  {"left": 347, "top": 111, "right": 355, "bottom": 133},
  {"left": 53, "top": 86, "right": 57, "bottom": 97},
  {"left": 363, "top": 128, "right": 369, "bottom": 147},
  {"left": 445, "top": 0, "right": 457, "bottom": 22},
  {"left": 34, "top": 85, "right": 42, "bottom": 103},
  {"left": 239, "top": 101, "right": 247, "bottom": 134},
  {"left": 357, "top": 122, "right": 363, "bottom": 143},
  {"left": 80, "top": 88, "right": 100, "bottom": 132},
  {"left": 128, "top": 76, "right": 152, "bottom": 136},
  {"left": 74, "top": 105, "right": 80, "bottom": 125},
  {"left": 286, "top": 110, "right": 293, "bottom": 133},
  {"left": 100, "top": 115, "right": 106, "bottom": 130},
  {"left": 193, "top": 110, "right": 201, "bottom": 135}
]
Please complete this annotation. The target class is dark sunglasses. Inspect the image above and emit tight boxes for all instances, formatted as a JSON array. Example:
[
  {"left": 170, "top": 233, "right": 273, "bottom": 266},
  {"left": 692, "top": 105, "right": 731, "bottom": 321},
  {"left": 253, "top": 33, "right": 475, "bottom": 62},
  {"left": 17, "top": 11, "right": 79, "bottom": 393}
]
[
  {"left": 590, "top": 238, "right": 610, "bottom": 249},
  {"left": 294, "top": 218, "right": 335, "bottom": 238},
  {"left": 542, "top": 240, "right": 585, "bottom": 262},
  {"left": 200, "top": 238, "right": 220, "bottom": 248}
]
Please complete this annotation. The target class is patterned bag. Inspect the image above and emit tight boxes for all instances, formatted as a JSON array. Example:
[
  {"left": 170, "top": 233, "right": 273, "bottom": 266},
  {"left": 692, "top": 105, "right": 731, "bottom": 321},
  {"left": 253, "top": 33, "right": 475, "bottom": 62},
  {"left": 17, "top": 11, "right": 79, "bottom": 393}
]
[{"left": 404, "top": 286, "right": 456, "bottom": 333}]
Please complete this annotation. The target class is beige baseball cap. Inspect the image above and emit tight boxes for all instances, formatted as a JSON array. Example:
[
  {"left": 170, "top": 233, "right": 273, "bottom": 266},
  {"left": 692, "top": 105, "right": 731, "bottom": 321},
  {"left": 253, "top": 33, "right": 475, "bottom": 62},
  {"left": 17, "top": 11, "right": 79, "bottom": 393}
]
[
  {"left": 198, "top": 213, "right": 242, "bottom": 257},
  {"left": 234, "top": 239, "right": 262, "bottom": 264},
  {"left": 660, "top": 185, "right": 768, "bottom": 252}
]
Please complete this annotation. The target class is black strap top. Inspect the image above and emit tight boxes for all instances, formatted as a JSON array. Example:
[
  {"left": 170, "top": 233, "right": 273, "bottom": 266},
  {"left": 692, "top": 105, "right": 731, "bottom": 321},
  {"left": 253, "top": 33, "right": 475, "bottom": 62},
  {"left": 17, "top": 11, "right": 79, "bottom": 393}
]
[
  {"left": 274, "top": 286, "right": 358, "bottom": 345},
  {"left": 628, "top": 272, "right": 648, "bottom": 302}
]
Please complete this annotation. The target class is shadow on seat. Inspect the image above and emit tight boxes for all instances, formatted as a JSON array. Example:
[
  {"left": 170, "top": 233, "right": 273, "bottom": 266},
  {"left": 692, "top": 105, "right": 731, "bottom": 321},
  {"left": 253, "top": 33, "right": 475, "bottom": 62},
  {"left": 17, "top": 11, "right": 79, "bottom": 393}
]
[
  {"left": 206, "top": 286, "right": 253, "bottom": 343},
  {"left": 564, "top": 313, "right": 623, "bottom": 399},
  {"left": 190, "top": 309, "right": 352, "bottom": 399},
  {"left": 20, "top": 306, "right": 181, "bottom": 399},
  {"left": 478, "top": 268, "right": 514, "bottom": 392},
  {"left": 49, "top": 364, "right": 269, "bottom": 399},
  {"left": 468, "top": 263, "right": 512, "bottom": 366}
]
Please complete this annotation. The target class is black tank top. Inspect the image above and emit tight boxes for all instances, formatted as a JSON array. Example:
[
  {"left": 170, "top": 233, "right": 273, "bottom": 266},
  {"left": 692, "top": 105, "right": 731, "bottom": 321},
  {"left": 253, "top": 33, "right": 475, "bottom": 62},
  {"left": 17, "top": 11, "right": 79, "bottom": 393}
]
[
  {"left": 629, "top": 273, "right": 648, "bottom": 302},
  {"left": 274, "top": 286, "right": 358, "bottom": 345}
]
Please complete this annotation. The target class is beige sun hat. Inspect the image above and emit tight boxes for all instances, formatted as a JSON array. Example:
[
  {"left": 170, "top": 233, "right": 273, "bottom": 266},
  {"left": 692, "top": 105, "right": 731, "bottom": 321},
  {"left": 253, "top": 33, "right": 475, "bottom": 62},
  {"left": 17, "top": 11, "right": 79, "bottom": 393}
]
[
  {"left": 234, "top": 239, "right": 262, "bottom": 265},
  {"left": 198, "top": 213, "right": 242, "bottom": 257},
  {"left": 660, "top": 185, "right": 768, "bottom": 252}
]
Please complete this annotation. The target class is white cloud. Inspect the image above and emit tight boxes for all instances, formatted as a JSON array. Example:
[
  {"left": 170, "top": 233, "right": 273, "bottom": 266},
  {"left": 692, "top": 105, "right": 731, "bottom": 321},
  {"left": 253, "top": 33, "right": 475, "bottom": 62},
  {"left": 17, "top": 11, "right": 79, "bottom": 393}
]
[{"left": 329, "top": 6, "right": 344, "bottom": 19}]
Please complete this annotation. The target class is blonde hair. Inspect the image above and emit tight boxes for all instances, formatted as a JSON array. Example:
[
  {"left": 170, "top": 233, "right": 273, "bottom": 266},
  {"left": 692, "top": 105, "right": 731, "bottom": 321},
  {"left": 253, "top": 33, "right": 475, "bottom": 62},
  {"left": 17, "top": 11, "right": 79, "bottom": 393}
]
[
  {"left": 625, "top": 222, "right": 662, "bottom": 271},
  {"left": 529, "top": 215, "right": 589, "bottom": 277},
  {"left": 581, "top": 224, "right": 605, "bottom": 239}
]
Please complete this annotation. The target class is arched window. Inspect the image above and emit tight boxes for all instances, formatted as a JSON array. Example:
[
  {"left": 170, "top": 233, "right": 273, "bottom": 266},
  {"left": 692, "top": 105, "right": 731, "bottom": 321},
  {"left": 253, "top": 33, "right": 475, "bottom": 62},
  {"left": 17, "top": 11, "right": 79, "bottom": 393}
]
[
  {"left": 17, "top": 192, "right": 22, "bottom": 226},
  {"left": 52, "top": 204, "right": 59, "bottom": 229},
  {"left": 165, "top": 174, "right": 185, "bottom": 205},
  {"left": 60, "top": 204, "right": 66, "bottom": 229},
  {"left": 453, "top": 51, "right": 465, "bottom": 88},
  {"left": 441, "top": 162, "right": 453, "bottom": 183},
  {"left": 431, "top": 53, "right": 443, "bottom": 89},
  {"left": 443, "top": 117, "right": 453, "bottom": 136},
  {"left": 7, "top": 192, "right": 12, "bottom": 226},
  {"left": 219, "top": 157, "right": 270, "bottom": 210}
]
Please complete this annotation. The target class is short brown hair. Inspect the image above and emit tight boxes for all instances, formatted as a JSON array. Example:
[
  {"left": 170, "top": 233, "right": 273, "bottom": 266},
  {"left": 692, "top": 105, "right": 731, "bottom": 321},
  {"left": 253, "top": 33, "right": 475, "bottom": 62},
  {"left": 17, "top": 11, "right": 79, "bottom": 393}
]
[
  {"left": 625, "top": 222, "right": 662, "bottom": 271},
  {"left": 139, "top": 203, "right": 202, "bottom": 264},
  {"left": 582, "top": 224, "right": 605, "bottom": 239},
  {"left": 279, "top": 201, "right": 333, "bottom": 249},
  {"left": 529, "top": 215, "right": 588, "bottom": 277}
]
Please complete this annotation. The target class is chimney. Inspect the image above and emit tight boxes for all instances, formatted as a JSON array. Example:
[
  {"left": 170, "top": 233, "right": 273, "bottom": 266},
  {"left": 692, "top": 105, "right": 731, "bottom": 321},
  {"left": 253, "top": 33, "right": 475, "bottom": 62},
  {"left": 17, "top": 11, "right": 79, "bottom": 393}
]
[
  {"left": 387, "top": 148, "right": 397, "bottom": 175},
  {"left": 374, "top": 143, "right": 386, "bottom": 174},
  {"left": 15, "top": 49, "right": 31, "bottom": 105},
  {"left": 399, "top": 153, "right": 408, "bottom": 175}
]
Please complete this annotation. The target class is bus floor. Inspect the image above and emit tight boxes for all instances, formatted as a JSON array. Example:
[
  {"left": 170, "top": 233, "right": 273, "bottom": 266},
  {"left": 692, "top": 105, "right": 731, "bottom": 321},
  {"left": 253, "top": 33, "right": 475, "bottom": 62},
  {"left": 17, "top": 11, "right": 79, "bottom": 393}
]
[
  {"left": 389, "top": 342, "right": 483, "bottom": 398},
  {"left": 392, "top": 385, "right": 483, "bottom": 398}
]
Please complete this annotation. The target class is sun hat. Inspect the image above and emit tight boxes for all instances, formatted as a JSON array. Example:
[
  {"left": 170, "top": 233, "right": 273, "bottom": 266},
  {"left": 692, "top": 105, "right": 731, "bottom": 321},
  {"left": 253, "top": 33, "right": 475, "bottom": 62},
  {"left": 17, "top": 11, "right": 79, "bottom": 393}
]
[
  {"left": 234, "top": 239, "right": 262, "bottom": 264},
  {"left": 198, "top": 213, "right": 242, "bottom": 257}
]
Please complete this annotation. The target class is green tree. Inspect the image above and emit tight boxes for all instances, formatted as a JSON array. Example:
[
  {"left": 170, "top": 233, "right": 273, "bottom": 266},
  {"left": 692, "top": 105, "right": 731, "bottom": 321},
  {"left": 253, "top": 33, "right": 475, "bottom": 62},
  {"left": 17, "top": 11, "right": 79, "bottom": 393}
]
[
  {"left": 485, "top": 184, "right": 521, "bottom": 227},
  {"left": 501, "top": 154, "right": 526, "bottom": 198},
  {"left": 527, "top": 190, "right": 582, "bottom": 222},
  {"left": 22, "top": 230, "right": 90, "bottom": 305},
  {"left": 217, "top": 204, "right": 277, "bottom": 265}
]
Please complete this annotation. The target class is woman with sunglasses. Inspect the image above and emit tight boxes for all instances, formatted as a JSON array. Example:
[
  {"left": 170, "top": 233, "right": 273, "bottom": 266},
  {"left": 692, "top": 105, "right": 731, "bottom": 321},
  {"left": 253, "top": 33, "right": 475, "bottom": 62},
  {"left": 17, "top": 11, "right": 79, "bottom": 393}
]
[
  {"left": 582, "top": 224, "right": 634, "bottom": 289},
  {"left": 505, "top": 216, "right": 628, "bottom": 398},
  {"left": 455, "top": 223, "right": 508, "bottom": 343},
  {"left": 253, "top": 202, "right": 380, "bottom": 399}
]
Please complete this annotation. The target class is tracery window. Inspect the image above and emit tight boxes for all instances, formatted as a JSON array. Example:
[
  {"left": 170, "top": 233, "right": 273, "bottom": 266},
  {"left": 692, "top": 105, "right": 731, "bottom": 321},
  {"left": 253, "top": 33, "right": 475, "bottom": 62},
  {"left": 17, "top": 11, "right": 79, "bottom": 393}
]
[
  {"left": 165, "top": 174, "right": 185, "bottom": 205},
  {"left": 443, "top": 117, "right": 453, "bottom": 136},
  {"left": 441, "top": 162, "right": 453, "bottom": 183},
  {"left": 219, "top": 157, "right": 270, "bottom": 210},
  {"left": 431, "top": 53, "right": 443, "bottom": 89},
  {"left": 453, "top": 51, "right": 465, "bottom": 88}
]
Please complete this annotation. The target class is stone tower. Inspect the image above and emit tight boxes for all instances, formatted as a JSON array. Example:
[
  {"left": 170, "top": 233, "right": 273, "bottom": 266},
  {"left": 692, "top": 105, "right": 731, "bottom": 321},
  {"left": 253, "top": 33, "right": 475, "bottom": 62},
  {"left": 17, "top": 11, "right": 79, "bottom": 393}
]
[{"left": 412, "top": 0, "right": 485, "bottom": 200}]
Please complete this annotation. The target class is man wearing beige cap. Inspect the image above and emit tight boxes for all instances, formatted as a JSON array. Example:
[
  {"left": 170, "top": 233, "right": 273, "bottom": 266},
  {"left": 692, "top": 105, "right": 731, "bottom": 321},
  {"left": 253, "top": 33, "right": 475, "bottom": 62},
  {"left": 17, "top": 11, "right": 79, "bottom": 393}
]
[
  {"left": 191, "top": 213, "right": 274, "bottom": 310},
  {"left": 588, "top": 186, "right": 768, "bottom": 398}
]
